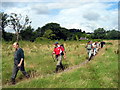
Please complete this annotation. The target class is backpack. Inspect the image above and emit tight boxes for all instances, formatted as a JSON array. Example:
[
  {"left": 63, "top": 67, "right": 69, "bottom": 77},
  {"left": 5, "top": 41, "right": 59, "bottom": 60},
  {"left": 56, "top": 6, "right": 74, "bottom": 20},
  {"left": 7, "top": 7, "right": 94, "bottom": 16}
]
[
  {"left": 60, "top": 44, "right": 65, "bottom": 55},
  {"left": 87, "top": 44, "right": 92, "bottom": 50}
]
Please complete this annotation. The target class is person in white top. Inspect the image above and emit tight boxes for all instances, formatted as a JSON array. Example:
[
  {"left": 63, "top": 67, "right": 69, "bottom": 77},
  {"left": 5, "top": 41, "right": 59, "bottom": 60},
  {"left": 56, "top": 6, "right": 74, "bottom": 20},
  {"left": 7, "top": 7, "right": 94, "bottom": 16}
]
[
  {"left": 85, "top": 41, "right": 93, "bottom": 61},
  {"left": 92, "top": 42, "right": 97, "bottom": 56}
]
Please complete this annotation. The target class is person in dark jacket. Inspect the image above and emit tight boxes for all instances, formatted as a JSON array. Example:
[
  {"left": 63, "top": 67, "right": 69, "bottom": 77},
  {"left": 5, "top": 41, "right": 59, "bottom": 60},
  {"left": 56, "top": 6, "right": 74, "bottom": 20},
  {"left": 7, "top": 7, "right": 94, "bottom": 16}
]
[
  {"left": 100, "top": 41, "right": 106, "bottom": 48},
  {"left": 11, "top": 42, "right": 29, "bottom": 84}
]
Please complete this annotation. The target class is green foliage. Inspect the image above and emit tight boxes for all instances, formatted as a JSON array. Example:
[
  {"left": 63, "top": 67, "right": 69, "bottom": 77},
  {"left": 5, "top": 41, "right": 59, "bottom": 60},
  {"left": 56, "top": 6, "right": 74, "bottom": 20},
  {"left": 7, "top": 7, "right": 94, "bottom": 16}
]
[
  {"left": 7, "top": 13, "right": 31, "bottom": 41},
  {"left": 2, "top": 32, "right": 14, "bottom": 41},
  {"left": 93, "top": 28, "right": 106, "bottom": 39},
  {"left": 0, "top": 12, "right": 9, "bottom": 40},
  {"left": 91, "top": 28, "right": 120, "bottom": 39},
  {"left": 20, "top": 26, "right": 35, "bottom": 41},
  {"left": 106, "top": 30, "right": 120, "bottom": 39},
  {"left": 75, "top": 35, "right": 79, "bottom": 41},
  {"left": 35, "top": 37, "right": 50, "bottom": 43},
  {"left": 106, "top": 42, "right": 113, "bottom": 45},
  {"left": 0, "top": 12, "right": 9, "bottom": 30},
  {"left": 43, "top": 29, "right": 56, "bottom": 40},
  {"left": 2, "top": 20, "right": 120, "bottom": 41},
  {"left": 40, "top": 22, "right": 61, "bottom": 38}
]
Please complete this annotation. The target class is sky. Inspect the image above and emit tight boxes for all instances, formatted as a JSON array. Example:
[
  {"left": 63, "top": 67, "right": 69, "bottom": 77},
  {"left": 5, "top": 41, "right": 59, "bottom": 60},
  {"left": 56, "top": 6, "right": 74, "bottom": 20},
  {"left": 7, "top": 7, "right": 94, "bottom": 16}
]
[{"left": 0, "top": 0, "right": 119, "bottom": 33}]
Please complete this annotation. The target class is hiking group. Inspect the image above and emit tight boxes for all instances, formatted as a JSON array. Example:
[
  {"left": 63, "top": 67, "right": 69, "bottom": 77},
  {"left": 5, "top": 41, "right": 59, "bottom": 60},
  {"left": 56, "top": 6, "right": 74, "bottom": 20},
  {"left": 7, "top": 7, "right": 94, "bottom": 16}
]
[
  {"left": 85, "top": 41, "right": 105, "bottom": 61},
  {"left": 10, "top": 41, "right": 105, "bottom": 84}
]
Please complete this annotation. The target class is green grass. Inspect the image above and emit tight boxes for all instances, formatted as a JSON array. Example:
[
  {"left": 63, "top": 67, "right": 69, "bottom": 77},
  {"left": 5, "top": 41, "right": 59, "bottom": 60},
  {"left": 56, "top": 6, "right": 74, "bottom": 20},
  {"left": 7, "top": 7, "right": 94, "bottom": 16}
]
[
  {"left": 2, "top": 40, "right": 118, "bottom": 88},
  {"left": 2, "top": 40, "right": 86, "bottom": 85}
]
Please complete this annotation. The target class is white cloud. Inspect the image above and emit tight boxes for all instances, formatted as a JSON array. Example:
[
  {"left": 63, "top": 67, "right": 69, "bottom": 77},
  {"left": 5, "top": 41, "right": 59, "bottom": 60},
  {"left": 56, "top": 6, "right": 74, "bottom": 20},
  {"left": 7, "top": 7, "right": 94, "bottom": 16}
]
[
  {"left": 2, "top": 1, "right": 118, "bottom": 33},
  {"left": 83, "top": 12, "right": 100, "bottom": 21},
  {"left": 31, "top": 4, "right": 49, "bottom": 14},
  {"left": 47, "top": 2, "right": 118, "bottom": 32},
  {"left": 2, "top": 0, "right": 119, "bottom": 2}
]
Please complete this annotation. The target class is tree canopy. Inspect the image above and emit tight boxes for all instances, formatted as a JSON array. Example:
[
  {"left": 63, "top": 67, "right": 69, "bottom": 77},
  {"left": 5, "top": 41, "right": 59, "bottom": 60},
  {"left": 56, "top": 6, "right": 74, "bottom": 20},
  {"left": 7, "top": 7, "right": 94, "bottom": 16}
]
[{"left": 1, "top": 13, "right": 120, "bottom": 42}]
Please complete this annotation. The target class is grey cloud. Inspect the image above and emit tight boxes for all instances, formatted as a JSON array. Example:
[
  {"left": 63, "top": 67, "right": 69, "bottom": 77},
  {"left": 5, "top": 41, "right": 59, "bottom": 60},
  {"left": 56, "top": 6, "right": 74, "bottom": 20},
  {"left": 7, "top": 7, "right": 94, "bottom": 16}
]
[
  {"left": 31, "top": 5, "right": 50, "bottom": 14},
  {"left": 83, "top": 12, "right": 100, "bottom": 21},
  {"left": 1, "top": 2, "right": 29, "bottom": 9},
  {"left": 1, "top": 2, "right": 17, "bottom": 8}
]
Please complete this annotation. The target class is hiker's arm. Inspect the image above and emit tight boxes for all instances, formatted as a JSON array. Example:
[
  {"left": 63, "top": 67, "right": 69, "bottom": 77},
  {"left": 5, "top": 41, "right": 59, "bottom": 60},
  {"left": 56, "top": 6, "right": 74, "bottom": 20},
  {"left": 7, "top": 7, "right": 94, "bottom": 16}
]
[
  {"left": 61, "top": 47, "right": 66, "bottom": 59},
  {"left": 18, "top": 58, "right": 23, "bottom": 67},
  {"left": 52, "top": 48, "right": 55, "bottom": 54},
  {"left": 63, "top": 51, "right": 66, "bottom": 59},
  {"left": 52, "top": 49, "right": 55, "bottom": 54},
  {"left": 52, "top": 52, "right": 55, "bottom": 54},
  {"left": 18, "top": 49, "right": 24, "bottom": 67}
]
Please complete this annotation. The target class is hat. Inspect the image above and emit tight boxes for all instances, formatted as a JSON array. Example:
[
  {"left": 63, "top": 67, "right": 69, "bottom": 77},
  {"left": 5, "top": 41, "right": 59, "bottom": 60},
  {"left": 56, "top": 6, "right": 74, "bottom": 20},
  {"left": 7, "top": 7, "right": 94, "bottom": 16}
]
[
  {"left": 88, "top": 41, "right": 90, "bottom": 43},
  {"left": 54, "top": 42, "right": 59, "bottom": 45}
]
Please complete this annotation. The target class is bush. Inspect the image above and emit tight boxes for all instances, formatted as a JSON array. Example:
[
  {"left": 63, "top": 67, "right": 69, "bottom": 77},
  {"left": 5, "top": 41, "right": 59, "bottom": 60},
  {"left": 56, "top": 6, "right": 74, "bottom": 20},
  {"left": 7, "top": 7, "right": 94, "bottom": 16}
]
[
  {"left": 106, "top": 42, "right": 113, "bottom": 45},
  {"left": 35, "top": 37, "right": 52, "bottom": 45},
  {"left": 35, "top": 37, "right": 49, "bottom": 42}
]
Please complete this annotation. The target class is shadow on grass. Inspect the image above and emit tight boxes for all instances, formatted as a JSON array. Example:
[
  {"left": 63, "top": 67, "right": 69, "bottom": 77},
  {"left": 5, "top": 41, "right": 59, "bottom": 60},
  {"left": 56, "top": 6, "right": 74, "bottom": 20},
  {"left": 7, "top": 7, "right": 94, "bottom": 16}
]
[{"left": 64, "top": 64, "right": 69, "bottom": 69}]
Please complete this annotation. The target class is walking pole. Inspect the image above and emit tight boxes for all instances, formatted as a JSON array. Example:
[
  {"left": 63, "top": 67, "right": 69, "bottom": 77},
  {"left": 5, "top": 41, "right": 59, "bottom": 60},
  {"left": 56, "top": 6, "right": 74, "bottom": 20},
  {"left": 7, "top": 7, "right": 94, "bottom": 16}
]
[{"left": 52, "top": 54, "right": 56, "bottom": 62}]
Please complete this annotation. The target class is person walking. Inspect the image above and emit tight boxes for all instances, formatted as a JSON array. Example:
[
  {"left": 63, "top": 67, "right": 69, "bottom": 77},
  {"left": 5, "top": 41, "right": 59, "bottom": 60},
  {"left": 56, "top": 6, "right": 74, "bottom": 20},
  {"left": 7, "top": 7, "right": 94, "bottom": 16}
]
[
  {"left": 100, "top": 41, "right": 106, "bottom": 48},
  {"left": 85, "top": 41, "right": 93, "bottom": 61},
  {"left": 52, "top": 42, "right": 66, "bottom": 73},
  {"left": 92, "top": 42, "right": 97, "bottom": 56},
  {"left": 96, "top": 41, "right": 100, "bottom": 53},
  {"left": 11, "top": 42, "right": 30, "bottom": 84}
]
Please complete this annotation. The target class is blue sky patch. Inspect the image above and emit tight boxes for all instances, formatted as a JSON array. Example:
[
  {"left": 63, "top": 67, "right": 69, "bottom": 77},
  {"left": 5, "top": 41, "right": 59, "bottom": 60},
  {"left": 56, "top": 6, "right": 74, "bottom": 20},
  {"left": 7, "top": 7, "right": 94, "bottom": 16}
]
[{"left": 105, "top": 2, "right": 118, "bottom": 10}]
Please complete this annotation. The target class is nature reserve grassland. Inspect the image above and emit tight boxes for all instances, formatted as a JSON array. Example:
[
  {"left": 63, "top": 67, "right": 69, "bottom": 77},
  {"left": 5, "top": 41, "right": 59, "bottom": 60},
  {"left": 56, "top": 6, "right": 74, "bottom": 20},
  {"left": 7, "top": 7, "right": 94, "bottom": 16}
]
[{"left": 2, "top": 40, "right": 118, "bottom": 88}]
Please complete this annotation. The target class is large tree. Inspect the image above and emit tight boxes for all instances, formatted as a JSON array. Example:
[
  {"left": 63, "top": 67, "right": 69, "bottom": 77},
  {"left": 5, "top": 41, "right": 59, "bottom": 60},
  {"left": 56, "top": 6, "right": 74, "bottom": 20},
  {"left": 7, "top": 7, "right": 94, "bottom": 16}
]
[
  {"left": 20, "top": 25, "right": 35, "bottom": 41},
  {"left": 106, "top": 30, "right": 120, "bottom": 39},
  {"left": 8, "top": 13, "right": 31, "bottom": 41},
  {"left": 43, "top": 29, "right": 56, "bottom": 40},
  {"left": 93, "top": 28, "right": 106, "bottom": 39},
  {"left": 0, "top": 12, "right": 9, "bottom": 39}
]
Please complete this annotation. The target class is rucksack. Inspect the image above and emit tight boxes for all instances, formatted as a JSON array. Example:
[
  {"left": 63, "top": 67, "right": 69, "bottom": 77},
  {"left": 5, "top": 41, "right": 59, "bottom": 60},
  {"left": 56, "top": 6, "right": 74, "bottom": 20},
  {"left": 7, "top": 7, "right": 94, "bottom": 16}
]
[
  {"left": 60, "top": 44, "right": 65, "bottom": 55},
  {"left": 87, "top": 44, "right": 92, "bottom": 50}
]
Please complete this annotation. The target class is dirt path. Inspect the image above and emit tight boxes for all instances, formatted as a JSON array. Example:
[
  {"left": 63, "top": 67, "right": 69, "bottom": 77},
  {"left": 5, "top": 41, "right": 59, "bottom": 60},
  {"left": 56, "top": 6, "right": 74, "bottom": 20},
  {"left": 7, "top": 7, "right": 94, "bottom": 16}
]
[{"left": 60, "top": 48, "right": 103, "bottom": 74}]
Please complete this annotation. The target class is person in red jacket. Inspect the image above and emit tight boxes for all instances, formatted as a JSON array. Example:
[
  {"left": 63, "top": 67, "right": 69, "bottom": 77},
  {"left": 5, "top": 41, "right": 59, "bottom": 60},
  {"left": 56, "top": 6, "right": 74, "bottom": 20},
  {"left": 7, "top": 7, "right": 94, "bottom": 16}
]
[{"left": 52, "top": 42, "right": 66, "bottom": 73}]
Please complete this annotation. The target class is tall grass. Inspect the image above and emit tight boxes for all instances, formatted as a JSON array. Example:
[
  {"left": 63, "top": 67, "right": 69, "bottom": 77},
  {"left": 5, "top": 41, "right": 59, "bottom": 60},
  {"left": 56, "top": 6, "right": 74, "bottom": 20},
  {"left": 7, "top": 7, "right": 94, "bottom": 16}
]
[
  {"left": 2, "top": 40, "right": 87, "bottom": 85},
  {"left": 2, "top": 40, "right": 118, "bottom": 88}
]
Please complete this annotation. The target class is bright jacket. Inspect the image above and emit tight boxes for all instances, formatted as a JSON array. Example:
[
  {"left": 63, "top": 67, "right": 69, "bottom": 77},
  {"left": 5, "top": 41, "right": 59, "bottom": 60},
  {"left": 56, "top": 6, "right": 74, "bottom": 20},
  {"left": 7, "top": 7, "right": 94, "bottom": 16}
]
[{"left": 53, "top": 45, "right": 64, "bottom": 55}]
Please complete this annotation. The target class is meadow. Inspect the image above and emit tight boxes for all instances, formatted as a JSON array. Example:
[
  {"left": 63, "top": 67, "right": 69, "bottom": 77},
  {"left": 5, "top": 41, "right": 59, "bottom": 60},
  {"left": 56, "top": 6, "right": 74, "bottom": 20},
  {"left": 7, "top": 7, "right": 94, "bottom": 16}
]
[{"left": 2, "top": 40, "right": 119, "bottom": 88}]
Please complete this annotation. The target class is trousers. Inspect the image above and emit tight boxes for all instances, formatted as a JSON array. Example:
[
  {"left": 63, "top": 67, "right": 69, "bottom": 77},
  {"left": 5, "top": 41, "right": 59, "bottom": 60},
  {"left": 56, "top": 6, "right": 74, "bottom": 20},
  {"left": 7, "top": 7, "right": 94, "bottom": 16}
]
[{"left": 11, "top": 61, "right": 28, "bottom": 80}]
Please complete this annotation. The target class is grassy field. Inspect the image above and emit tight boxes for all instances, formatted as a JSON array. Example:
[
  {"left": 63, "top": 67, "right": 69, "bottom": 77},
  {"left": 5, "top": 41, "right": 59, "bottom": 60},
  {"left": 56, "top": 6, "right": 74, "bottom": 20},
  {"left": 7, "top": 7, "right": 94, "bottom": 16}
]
[{"left": 2, "top": 40, "right": 119, "bottom": 88}]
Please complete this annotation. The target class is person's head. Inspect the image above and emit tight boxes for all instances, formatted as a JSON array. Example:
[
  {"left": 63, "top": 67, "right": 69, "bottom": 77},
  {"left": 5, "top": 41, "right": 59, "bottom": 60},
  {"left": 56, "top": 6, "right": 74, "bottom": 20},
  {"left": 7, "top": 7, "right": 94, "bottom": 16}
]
[
  {"left": 54, "top": 42, "right": 59, "bottom": 46},
  {"left": 13, "top": 42, "right": 19, "bottom": 49},
  {"left": 88, "top": 41, "right": 92, "bottom": 44},
  {"left": 95, "top": 41, "right": 98, "bottom": 44},
  {"left": 87, "top": 41, "right": 90, "bottom": 44}
]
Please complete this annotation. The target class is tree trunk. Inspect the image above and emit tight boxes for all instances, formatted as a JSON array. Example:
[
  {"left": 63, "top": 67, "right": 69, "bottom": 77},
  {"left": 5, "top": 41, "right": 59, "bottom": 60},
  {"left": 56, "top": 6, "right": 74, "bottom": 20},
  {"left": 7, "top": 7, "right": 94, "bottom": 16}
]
[
  {"left": 16, "top": 31, "right": 19, "bottom": 42},
  {"left": 1, "top": 24, "right": 5, "bottom": 39},
  {"left": 2, "top": 29, "right": 5, "bottom": 39}
]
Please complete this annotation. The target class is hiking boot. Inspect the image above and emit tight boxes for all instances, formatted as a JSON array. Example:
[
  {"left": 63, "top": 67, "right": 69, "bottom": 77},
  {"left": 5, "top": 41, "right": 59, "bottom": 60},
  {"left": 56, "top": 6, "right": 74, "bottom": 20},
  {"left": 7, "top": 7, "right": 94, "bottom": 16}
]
[
  {"left": 53, "top": 70, "right": 58, "bottom": 73},
  {"left": 11, "top": 78, "right": 16, "bottom": 85},
  {"left": 60, "top": 63, "right": 64, "bottom": 71},
  {"left": 11, "top": 81, "right": 16, "bottom": 85},
  {"left": 55, "top": 65, "right": 60, "bottom": 73},
  {"left": 26, "top": 74, "right": 30, "bottom": 79},
  {"left": 61, "top": 66, "right": 64, "bottom": 71},
  {"left": 88, "top": 58, "right": 91, "bottom": 61}
]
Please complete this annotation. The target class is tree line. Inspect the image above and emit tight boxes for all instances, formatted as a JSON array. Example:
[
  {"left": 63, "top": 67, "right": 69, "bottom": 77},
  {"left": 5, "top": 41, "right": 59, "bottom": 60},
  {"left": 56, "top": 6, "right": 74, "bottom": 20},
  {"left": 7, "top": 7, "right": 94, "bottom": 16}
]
[{"left": 1, "top": 12, "right": 120, "bottom": 42}]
